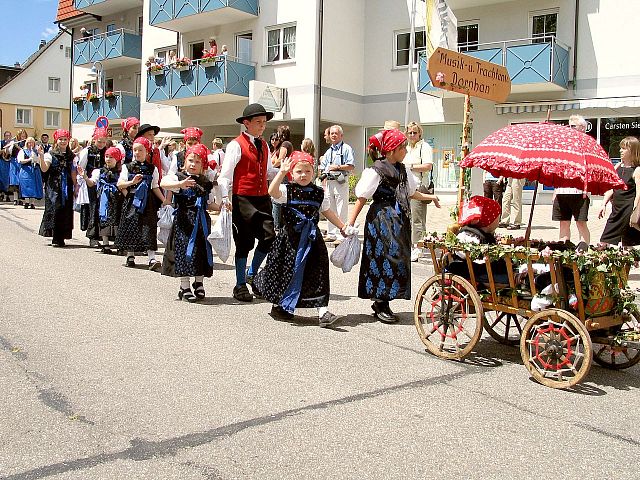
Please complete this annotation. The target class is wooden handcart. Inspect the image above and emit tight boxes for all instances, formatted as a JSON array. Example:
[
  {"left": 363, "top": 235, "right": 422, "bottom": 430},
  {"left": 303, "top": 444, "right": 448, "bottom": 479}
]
[{"left": 414, "top": 241, "right": 640, "bottom": 389}]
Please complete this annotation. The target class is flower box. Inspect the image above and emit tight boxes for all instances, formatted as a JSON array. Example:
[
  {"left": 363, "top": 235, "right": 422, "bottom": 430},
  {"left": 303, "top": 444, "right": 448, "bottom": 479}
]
[
  {"left": 173, "top": 65, "right": 190, "bottom": 71},
  {"left": 104, "top": 92, "right": 117, "bottom": 100},
  {"left": 149, "top": 68, "right": 165, "bottom": 76},
  {"left": 73, "top": 97, "right": 85, "bottom": 104},
  {"left": 88, "top": 95, "right": 100, "bottom": 102}
]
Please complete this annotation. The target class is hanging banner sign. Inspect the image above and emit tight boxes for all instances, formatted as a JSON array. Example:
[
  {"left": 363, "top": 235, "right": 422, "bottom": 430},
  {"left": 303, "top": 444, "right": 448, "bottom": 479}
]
[{"left": 428, "top": 47, "right": 511, "bottom": 103}]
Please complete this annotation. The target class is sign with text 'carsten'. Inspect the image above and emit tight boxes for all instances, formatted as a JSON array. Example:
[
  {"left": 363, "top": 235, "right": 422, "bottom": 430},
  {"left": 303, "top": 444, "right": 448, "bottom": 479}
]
[{"left": 428, "top": 47, "right": 511, "bottom": 103}]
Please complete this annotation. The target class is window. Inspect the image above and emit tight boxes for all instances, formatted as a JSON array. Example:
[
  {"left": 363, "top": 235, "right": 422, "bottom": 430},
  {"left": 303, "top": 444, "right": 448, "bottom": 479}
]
[
  {"left": 84, "top": 81, "right": 97, "bottom": 94},
  {"left": 155, "top": 46, "right": 176, "bottom": 64},
  {"left": 106, "top": 23, "right": 116, "bottom": 34},
  {"left": 236, "top": 32, "right": 252, "bottom": 63},
  {"left": 65, "top": 47, "right": 71, "bottom": 58},
  {"left": 395, "top": 29, "right": 426, "bottom": 67},
  {"left": 457, "top": 23, "right": 479, "bottom": 52},
  {"left": 190, "top": 41, "right": 205, "bottom": 60},
  {"left": 531, "top": 11, "right": 557, "bottom": 43},
  {"left": 15, "top": 107, "right": 32, "bottom": 126},
  {"left": 45, "top": 110, "right": 60, "bottom": 129},
  {"left": 48, "top": 77, "right": 60, "bottom": 93},
  {"left": 105, "top": 78, "right": 114, "bottom": 92},
  {"left": 138, "top": 16, "right": 143, "bottom": 35},
  {"left": 266, "top": 24, "right": 296, "bottom": 63}
]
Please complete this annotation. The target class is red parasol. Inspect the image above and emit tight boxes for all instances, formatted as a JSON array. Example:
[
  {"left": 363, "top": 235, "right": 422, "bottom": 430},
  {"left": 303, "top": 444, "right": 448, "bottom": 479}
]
[
  {"left": 460, "top": 122, "right": 625, "bottom": 196},
  {"left": 460, "top": 122, "right": 625, "bottom": 242}
]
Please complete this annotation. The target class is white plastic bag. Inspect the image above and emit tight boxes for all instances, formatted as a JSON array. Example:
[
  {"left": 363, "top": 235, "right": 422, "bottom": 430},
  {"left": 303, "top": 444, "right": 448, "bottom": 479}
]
[
  {"left": 331, "top": 233, "right": 361, "bottom": 273},
  {"left": 208, "top": 207, "right": 232, "bottom": 263},
  {"left": 157, "top": 204, "right": 175, "bottom": 245},
  {"left": 75, "top": 176, "right": 90, "bottom": 205}
]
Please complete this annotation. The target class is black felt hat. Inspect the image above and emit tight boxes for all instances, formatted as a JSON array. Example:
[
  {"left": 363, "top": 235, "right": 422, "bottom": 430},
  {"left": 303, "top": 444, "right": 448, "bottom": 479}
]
[
  {"left": 137, "top": 123, "right": 160, "bottom": 138},
  {"left": 235, "top": 103, "right": 274, "bottom": 124}
]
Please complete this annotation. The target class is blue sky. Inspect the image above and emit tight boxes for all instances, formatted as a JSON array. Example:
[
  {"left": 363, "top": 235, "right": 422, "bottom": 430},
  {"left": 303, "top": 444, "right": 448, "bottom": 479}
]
[{"left": 0, "top": 0, "right": 59, "bottom": 67}]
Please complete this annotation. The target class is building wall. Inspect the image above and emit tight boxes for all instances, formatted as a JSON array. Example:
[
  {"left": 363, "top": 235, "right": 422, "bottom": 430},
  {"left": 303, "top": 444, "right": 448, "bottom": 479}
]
[{"left": 0, "top": 103, "right": 70, "bottom": 138}]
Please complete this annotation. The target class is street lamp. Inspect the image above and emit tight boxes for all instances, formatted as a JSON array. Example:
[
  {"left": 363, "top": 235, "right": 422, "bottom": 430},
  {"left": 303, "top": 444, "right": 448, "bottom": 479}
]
[{"left": 88, "top": 60, "right": 105, "bottom": 116}]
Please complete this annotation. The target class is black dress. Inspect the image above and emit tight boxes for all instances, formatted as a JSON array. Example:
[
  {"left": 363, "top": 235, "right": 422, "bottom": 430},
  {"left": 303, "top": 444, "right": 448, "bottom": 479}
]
[
  {"left": 80, "top": 145, "right": 105, "bottom": 240},
  {"left": 254, "top": 183, "right": 330, "bottom": 313},
  {"left": 39, "top": 149, "right": 75, "bottom": 242},
  {"left": 358, "top": 161, "right": 412, "bottom": 302},
  {"left": 600, "top": 165, "right": 640, "bottom": 246},
  {"left": 93, "top": 167, "right": 123, "bottom": 238},
  {"left": 162, "top": 173, "right": 214, "bottom": 278},
  {"left": 114, "top": 160, "right": 159, "bottom": 252}
]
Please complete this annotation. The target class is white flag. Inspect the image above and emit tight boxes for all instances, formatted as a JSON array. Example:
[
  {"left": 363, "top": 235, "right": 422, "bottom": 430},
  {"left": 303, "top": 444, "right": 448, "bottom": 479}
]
[{"left": 426, "top": 0, "right": 457, "bottom": 56}]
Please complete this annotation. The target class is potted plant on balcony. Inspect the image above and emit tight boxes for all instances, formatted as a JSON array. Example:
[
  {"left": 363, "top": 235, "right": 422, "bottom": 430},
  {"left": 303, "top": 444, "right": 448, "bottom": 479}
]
[
  {"left": 172, "top": 57, "right": 192, "bottom": 72},
  {"left": 104, "top": 91, "right": 117, "bottom": 100},
  {"left": 73, "top": 96, "right": 85, "bottom": 105},
  {"left": 200, "top": 51, "right": 219, "bottom": 67},
  {"left": 88, "top": 93, "right": 100, "bottom": 103},
  {"left": 146, "top": 57, "right": 165, "bottom": 75}
]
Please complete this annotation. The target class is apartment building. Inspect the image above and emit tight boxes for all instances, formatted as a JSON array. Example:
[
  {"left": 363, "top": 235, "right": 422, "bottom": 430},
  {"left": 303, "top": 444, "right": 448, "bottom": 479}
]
[{"left": 57, "top": 0, "right": 640, "bottom": 200}]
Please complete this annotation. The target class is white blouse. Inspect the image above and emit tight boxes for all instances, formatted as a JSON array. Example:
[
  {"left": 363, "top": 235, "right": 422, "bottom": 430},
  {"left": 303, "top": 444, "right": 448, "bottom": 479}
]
[
  {"left": 354, "top": 166, "right": 419, "bottom": 199},
  {"left": 162, "top": 172, "right": 217, "bottom": 205},
  {"left": 118, "top": 163, "right": 159, "bottom": 188},
  {"left": 272, "top": 184, "right": 331, "bottom": 212}
]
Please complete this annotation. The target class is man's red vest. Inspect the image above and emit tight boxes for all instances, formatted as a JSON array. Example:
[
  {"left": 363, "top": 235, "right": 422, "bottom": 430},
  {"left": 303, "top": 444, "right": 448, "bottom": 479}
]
[{"left": 233, "top": 133, "right": 270, "bottom": 196}]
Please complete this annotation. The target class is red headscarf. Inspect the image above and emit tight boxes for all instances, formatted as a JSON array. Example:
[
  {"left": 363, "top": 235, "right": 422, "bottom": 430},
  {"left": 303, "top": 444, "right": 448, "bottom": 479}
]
[
  {"left": 53, "top": 129, "right": 70, "bottom": 142},
  {"left": 186, "top": 143, "right": 210, "bottom": 161},
  {"left": 289, "top": 151, "right": 314, "bottom": 171},
  {"left": 93, "top": 127, "right": 108, "bottom": 139},
  {"left": 105, "top": 146, "right": 123, "bottom": 162},
  {"left": 133, "top": 136, "right": 153, "bottom": 155},
  {"left": 380, "top": 129, "right": 407, "bottom": 154},
  {"left": 459, "top": 196, "right": 501, "bottom": 228},
  {"left": 121, "top": 117, "right": 139, "bottom": 132},
  {"left": 182, "top": 127, "right": 203, "bottom": 141}
]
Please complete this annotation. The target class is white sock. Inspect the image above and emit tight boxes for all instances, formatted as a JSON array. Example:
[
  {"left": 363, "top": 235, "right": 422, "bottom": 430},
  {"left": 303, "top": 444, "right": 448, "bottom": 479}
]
[
  {"left": 126, "top": 251, "right": 134, "bottom": 258},
  {"left": 195, "top": 275, "right": 203, "bottom": 283},
  {"left": 318, "top": 306, "right": 328, "bottom": 317},
  {"left": 147, "top": 250, "right": 156, "bottom": 262},
  {"left": 102, "top": 236, "right": 110, "bottom": 247},
  {"left": 180, "top": 277, "right": 190, "bottom": 289}
]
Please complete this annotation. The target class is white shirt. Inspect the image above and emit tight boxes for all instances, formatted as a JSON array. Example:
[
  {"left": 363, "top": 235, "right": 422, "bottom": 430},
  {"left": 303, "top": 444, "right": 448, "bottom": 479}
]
[
  {"left": 555, "top": 187, "right": 587, "bottom": 196},
  {"left": 272, "top": 184, "right": 331, "bottom": 212},
  {"left": 354, "top": 166, "right": 419, "bottom": 199},
  {"left": 77, "top": 147, "right": 90, "bottom": 169},
  {"left": 118, "top": 163, "right": 159, "bottom": 189},
  {"left": 162, "top": 172, "right": 217, "bottom": 204},
  {"left": 208, "top": 148, "right": 225, "bottom": 171},
  {"left": 218, "top": 132, "right": 276, "bottom": 197},
  {"left": 404, "top": 140, "right": 434, "bottom": 186},
  {"left": 17, "top": 149, "right": 37, "bottom": 164}
]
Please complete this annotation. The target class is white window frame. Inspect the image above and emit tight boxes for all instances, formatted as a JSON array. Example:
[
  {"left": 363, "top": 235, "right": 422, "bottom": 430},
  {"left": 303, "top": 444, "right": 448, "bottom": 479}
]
[
  {"left": 48, "top": 77, "right": 61, "bottom": 93},
  {"left": 44, "top": 110, "right": 61, "bottom": 129},
  {"left": 393, "top": 27, "right": 426, "bottom": 69},
  {"left": 236, "top": 31, "right": 253, "bottom": 64},
  {"left": 529, "top": 8, "right": 559, "bottom": 43},
  {"left": 15, "top": 107, "right": 32, "bottom": 127},
  {"left": 457, "top": 21, "right": 479, "bottom": 52},
  {"left": 154, "top": 46, "right": 176, "bottom": 65},
  {"left": 265, "top": 23, "right": 296, "bottom": 65}
]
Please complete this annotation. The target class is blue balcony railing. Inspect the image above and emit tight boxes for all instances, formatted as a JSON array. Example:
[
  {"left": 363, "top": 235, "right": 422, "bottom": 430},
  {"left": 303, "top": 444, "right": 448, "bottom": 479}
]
[
  {"left": 74, "top": 29, "right": 142, "bottom": 68},
  {"left": 419, "top": 36, "right": 570, "bottom": 94},
  {"left": 150, "top": 0, "right": 259, "bottom": 32},
  {"left": 74, "top": 0, "right": 132, "bottom": 16},
  {"left": 147, "top": 57, "right": 255, "bottom": 106},
  {"left": 72, "top": 92, "right": 140, "bottom": 124}
]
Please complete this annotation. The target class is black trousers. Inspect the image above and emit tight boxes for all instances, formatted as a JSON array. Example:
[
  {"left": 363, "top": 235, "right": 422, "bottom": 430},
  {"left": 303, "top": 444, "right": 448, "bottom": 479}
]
[{"left": 232, "top": 194, "right": 276, "bottom": 258}]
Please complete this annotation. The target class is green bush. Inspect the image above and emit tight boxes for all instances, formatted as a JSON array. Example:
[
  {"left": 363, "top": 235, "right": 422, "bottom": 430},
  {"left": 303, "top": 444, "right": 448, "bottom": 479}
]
[{"left": 349, "top": 174, "right": 360, "bottom": 202}]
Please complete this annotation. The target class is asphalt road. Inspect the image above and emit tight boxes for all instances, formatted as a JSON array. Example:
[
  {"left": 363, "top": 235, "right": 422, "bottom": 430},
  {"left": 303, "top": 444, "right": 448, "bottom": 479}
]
[{"left": 1, "top": 203, "right": 639, "bottom": 479}]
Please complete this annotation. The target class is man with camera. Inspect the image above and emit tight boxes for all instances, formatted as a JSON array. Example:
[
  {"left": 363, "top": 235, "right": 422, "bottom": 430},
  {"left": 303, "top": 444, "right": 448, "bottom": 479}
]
[{"left": 319, "top": 125, "right": 355, "bottom": 243}]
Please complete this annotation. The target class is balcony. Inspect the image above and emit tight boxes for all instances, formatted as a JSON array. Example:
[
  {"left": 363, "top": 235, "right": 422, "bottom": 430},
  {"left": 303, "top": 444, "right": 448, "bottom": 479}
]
[
  {"left": 419, "top": 36, "right": 570, "bottom": 96},
  {"left": 74, "top": 0, "right": 142, "bottom": 17},
  {"left": 72, "top": 92, "right": 140, "bottom": 124},
  {"left": 147, "top": 57, "right": 255, "bottom": 106},
  {"left": 74, "top": 30, "right": 142, "bottom": 69},
  {"left": 149, "top": 0, "right": 259, "bottom": 33}
]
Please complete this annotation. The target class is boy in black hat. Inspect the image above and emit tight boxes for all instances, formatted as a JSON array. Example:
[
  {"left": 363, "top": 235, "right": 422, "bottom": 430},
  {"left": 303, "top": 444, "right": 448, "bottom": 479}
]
[{"left": 218, "top": 103, "right": 277, "bottom": 302}]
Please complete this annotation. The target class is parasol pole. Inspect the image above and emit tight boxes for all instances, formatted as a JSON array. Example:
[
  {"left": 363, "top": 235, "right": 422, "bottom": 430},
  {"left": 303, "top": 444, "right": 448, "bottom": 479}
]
[
  {"left": 457, "top": 93, "right": 472, "bottom": 214},
  {"left": 524, "top": 171, "right": 541, "bottom": 244}
]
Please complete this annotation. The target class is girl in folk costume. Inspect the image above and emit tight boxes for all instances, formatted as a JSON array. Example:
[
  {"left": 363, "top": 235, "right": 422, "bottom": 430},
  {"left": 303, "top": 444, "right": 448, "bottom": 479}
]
[
  {"left": 347, "top": 129, "right": 440, "bottom": 323},
  {"left": 17, "top": 137, "right": 44, "bottom": 209},
  {"left": 38, "top": 129, "right": 77, "bottom": 247},
  {"left": 116, "top": 117, "right": 140, "bottom": 163},
  {"left": 170, "top": 127, "right": 204, "bottom": 174},
  {"left": 78, "top": 127, "right": 108, "bottom": 246},
  {"left": 78, "top": 147, "right": 124, "bottom": 254},
  {"left": 254, "top": 152, "right": 353, "bottom": 327},
  {"left": 135, "top": 123, "right": 165, "bottom": 182},
  {"left": 9, "top": 128, "right": 27, "bottom": 205},
  {"left": 161, "top": 144, "right": 220, "bottom": 302},
  {"left": 115, "top": 137, "right": 166, "bottom": 270}
]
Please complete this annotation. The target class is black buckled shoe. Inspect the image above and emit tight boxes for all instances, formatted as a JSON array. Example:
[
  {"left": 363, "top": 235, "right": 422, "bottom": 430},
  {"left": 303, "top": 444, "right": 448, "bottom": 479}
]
[
  {"left": 372, "top": 301, "right": 398, "bottom": 324},
  {"left": 270, "top": 304, "right": 294, "bottom": 320},
  {"left": 192, "top": 281, "right": 205, "bottom": 300},
  {"left": 233, "top": 284, "right": 253, "bottom": 302},
  {"left": 178, "top": 287, "right": 197, "bottom": 303}
]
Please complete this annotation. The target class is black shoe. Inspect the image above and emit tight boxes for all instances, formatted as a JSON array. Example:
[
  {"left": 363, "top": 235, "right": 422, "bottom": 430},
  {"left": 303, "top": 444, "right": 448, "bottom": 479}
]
[
  {"left": 101, "top": 246, "right": 113, "bottom": 255},
  {"left": 246, "top": 271, "right": 262, "bottom": 298},
  {"left": 125, "top": 256, "right": 136, "bottom": 267},
  {"left": 51, "top": 239, "right": 66, "bottom": 247},
  {"left": 30, "top": 203, "right": 36, "bottom": 209},
  {"left": 233, "top": 284, "right": 253, "bottom": 302},
  {"left": 178, "top": 287, "right": 197, "bottom": 303},
  {"left": 148, "top": 259, "right": 162, "bottom": 271},
  {"left": 13, "top": 200, "right": 18, "bottom": 205},
  {"left": 498, "top": 222, "right": 508, "bottom": 228},
  {"left": 372, "top": 301, "right": 397, "bottom": 323},
  {"left": 192, "top": 281, "right": 205, "bottom": 300},
  {"left": 270, "top": 304, "right": 294, "bottom": 320},
  {"left": 506, "top": 224, "right": 521, "bottom": 230},
  {"left": 23, "top": 203, "right": 29, "bottom": 209},
  {"left": 319, "top": 311, "right": 339, "bottom": 328}
]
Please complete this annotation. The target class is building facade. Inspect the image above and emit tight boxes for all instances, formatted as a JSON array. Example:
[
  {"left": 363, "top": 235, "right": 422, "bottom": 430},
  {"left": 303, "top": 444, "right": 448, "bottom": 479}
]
[
  {"left": 0, "top": 33, "right": 71, "bottom": 140},
  {"left": 58, "top": 0, "right": 640, "bottom": 201}
]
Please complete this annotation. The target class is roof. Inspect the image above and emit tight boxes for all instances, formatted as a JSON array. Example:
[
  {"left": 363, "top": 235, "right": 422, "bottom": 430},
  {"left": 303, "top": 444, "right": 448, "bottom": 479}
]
[{"left": 56, "top": 0, "right": 84, "bottom": 23}]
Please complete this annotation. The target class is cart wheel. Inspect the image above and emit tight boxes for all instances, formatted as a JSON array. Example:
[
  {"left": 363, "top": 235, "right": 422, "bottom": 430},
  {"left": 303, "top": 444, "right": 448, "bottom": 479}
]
[
  {"left": 520, "top": 309, "right": 592, "bottom": 389},
  {"left": 414, "top": 274, "right": 483, "bottom": 360},
  {"left": 592, "top": 311, "right": 640, "bottom": 370},
  {"left": 483, "top": 311, "right": 527, "bottom": 346}
]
